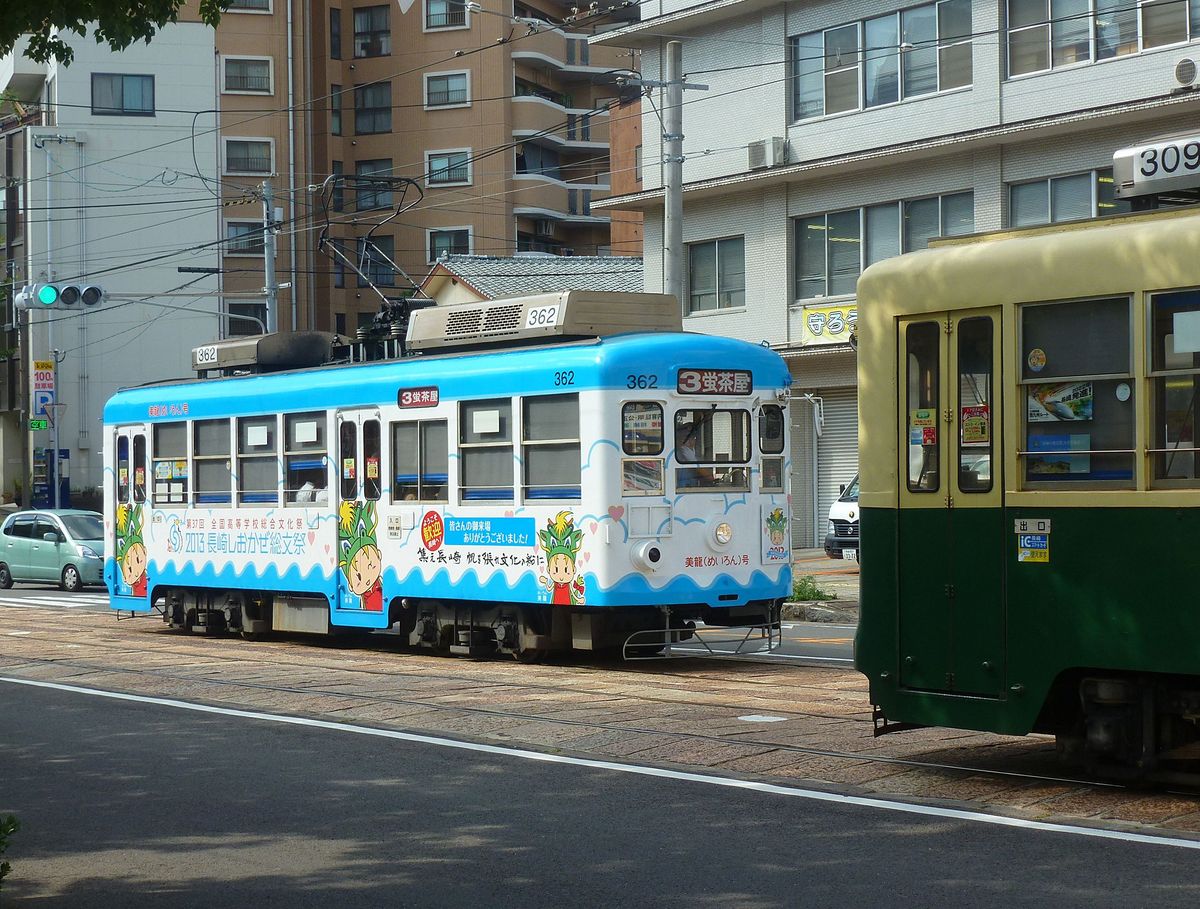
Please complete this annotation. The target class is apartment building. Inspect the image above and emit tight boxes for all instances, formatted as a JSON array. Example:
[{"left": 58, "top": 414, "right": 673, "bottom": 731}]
[
  {"left": 213, "top": 0, "right": 314, "bottom": 335},
  {"left": 595, "top": 0, "right": 1200, "bottom": 545},
  {"left": 309, "top": 0, "right": 630, "bottom": 336}
]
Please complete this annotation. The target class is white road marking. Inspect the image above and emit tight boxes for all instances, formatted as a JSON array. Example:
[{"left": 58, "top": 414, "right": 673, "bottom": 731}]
[
  {"left": 7, "top": 631, "right": 31, "bottom": 636},
  {"left": 737, "top": 714, "right": 788, "bottom": 723},
  {"left": 3, "top": 676, "right": 1197, "bottom": 851}
]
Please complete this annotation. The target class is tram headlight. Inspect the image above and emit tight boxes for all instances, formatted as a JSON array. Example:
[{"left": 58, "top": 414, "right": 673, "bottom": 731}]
[
  {"left": 631, "top": 541, "right": 663, "bottom": 572},
  {"left": 713, "top": 522, "right": 733, "bottom": 546}
]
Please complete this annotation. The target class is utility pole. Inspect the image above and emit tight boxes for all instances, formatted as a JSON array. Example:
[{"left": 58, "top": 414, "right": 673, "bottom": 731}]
[
  {"left": 261, "top": 179, "right": 278, "bottom": 334},
  {"left": 664, "top": 40, "right": 685, "bottom": 307}
]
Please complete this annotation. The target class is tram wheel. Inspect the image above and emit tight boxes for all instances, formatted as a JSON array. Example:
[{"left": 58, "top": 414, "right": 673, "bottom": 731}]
[{"left": 513, "top": 648, "right": 548, "bottom": 664}]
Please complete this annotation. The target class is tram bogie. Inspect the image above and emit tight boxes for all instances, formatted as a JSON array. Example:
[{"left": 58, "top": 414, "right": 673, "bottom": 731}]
[
  {"left": 855, "top": 206, "right": 1200, "bottom": 780},
  {"left": 104, "top": 292, "right": 793, "bottom": 662}
]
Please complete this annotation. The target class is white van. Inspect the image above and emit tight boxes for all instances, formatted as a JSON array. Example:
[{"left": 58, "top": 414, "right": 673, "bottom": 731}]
[{"left": 823, "top": 474, "right": 859, "bottom": 562}]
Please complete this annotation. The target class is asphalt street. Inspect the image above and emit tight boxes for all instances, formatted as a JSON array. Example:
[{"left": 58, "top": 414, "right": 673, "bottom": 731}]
[{"left": 3, "top": 680, "right": 1199, "bottom": 907}]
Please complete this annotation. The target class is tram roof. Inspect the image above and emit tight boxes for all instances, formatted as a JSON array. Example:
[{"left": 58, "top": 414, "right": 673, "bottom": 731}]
[
  {"left": 104, "top": 331, "right": 792, "bottom": 425},
  {"left": 857, "top": 204, "right": 1200, "bottom": 320}
]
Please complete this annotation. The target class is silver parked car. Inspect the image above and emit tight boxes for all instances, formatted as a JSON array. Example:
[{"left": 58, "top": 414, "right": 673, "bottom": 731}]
[{"left": 0, "top": 509, "right": 104, "bottom": 592}]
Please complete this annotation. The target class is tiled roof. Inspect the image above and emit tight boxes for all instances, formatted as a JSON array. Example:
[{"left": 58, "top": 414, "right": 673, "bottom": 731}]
[{"left": 428, "top": 255, "right": 644, "bottom": 299}]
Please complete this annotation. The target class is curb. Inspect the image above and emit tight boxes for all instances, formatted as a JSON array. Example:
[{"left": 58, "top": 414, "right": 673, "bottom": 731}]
[{"left": 782, "top": 601, "right": 859, "bottom": 624}]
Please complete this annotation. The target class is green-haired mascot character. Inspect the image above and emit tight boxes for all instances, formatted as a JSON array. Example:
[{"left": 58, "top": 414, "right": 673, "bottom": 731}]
[
  {"left": 765, "top": 507, "right": 789, "bottom": 561},
  {"left": 116, "top": 503, "right": 148, "bottom": 597},
  {"left": 339, "top": 500, "right": 383, "bottom": 611},
  {"left": 537, "top": 510, "right": 585, "bottom": 606}
]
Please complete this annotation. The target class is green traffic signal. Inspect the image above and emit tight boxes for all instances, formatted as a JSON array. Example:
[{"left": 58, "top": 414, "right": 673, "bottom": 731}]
[{"left": 36, "top": 284, "right": 59, "bottom": 306}]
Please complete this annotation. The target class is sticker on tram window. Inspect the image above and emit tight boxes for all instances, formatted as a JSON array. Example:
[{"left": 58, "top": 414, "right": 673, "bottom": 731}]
[
  {"left": 677, "top": 368, "right": 752, "bottom": 395},
  {"left": 342, "top": 458, "right": 356, "bottom": 480},
  {"left": 961, "top": 405, "right": 990, "bottom": 443}
]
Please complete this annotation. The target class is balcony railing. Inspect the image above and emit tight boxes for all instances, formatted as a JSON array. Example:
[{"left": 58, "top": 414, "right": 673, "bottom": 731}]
[
  {"left": 426, "top": 9, "right": 466, "bottom": 27},
  {"left": 227, "top": 155, "right": 271, "bottom": 173},
  {"left": 225, "top": 72, "right": 271, "bottom": 92},
  {"left": 427, "top": 88, "right": 468, "bottom": 106}
]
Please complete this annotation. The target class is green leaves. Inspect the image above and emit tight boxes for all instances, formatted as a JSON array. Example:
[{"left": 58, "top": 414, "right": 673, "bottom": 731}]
[
  {"left": 3, "top": 0, "right": 230, "bottom": 66},
  {"left": 0, "top": 814, "right": 19, "bottom": 891}
]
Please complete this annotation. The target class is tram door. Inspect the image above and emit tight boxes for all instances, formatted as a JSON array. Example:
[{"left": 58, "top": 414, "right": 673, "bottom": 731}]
[
  {"left": 897, "top": 311, "right": 1005, "bottom": 697},
  {"left": 333, "top": 410, "right": 384, "bottom": 613},
  {"left": 109, "top": 424, "right": 150, "bottom": 600}
]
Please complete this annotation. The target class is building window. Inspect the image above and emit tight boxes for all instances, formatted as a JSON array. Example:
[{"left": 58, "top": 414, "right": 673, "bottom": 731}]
[
  {"left": 634, "top": 143, "right": 643, "bottom": 182},
  {"left": 516, "top": 142, "right": 561, "bottom": 178},
  {"left": 331, "top": 161, "right": 344, "bottom": 211},
  {"left": 91, "top": 74, "right": 154, "bottom": 116},
  {"left": 227, "top": 0, "right": 271, "bottom": 9},
  {"left": 428, "top": 228, "right": 470, "bottom": 262},
  {"left": 357, "top": 235, "right": 395, "bottom": 286},
  {"left": 355, "top": 159, "right": 392, "bottom": 210},
  {"left": 1008, "top": 168, "right": 1132, "bottom": 227},
  {"left": 354, "top": 81, "right": 391, "bottom": 134},
  {"left": 226, "top": 220, "right": 264, "bottom": 256},
  {"left": 427, "top": 150, "right": 471, "bottom": 185},
  {"left": 425, "top": 72, "right": 470, "bottom": 107},
  {"left": 224, "top": 58, "right": 271, "bottom": 93},
  {"left": 1008, "top": 0, "right": 1194, "bottom": 76},
  {"left": 687, "top": 237, "right": 745, "bottom": 314},
  {"left": 224, "top": 139, "right": 272, "bottom": 174},
  {"left": 791, "top": 0, "right": 972, "bottom": 121},
  {"left": 427, "top": 0, "right": 467, "bottom": 28},
  {"left": 354, "top": 5, "right": 390, "bottom": 57},
  {"left": 330, "top": 7, "right": 342, "bottom": 59},
  {"left": 1020, "top": 297, "right": 1134, "bottom": 486},
  {"left": 515, "top": 77, "right": 567, "bottom": 106},
  {"left": 331, "top": 84, "right": 343, "bottom": 135},
  {"left": 331, "top": 238, "right": 346, "bottom": 287},
  {"left": 795, "top": 192, "right": 974, "bottom": 299}
]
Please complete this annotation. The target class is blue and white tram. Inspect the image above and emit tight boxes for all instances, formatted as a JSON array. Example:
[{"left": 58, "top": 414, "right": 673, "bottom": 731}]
[{"left": 103, "top": 305, "right": 793, "bottom": 659}]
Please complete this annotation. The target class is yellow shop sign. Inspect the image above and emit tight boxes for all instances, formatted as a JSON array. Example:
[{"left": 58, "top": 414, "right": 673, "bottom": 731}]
[{"left": 801, "top": 303, "right": 857, "bottom": 346}]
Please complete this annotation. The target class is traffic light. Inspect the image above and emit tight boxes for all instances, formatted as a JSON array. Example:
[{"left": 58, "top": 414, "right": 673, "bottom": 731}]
[{"left": 15, "top": 284, "right": 105, "bottom": 309}]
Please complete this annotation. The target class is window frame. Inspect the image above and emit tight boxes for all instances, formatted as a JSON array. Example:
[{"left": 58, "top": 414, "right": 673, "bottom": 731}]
[
  {"left": 425, "top": 148, "right": 473, "bottom": 187},
  {"left": 790, "top": 0, "right": 973, "bottom": 123},
  {"left": 354, "top": 80, "right": 392, "bottom": 135},
  {"left": 391, "top": 419, "right": 450, "bottom": 503},
  {"left": 237, "top": 415, "right": 280, "bottom": 506},
  {"left": 192, "top": 419, "right": 233, "bottom": 506},
  {"left": 90, "top": 73, "right": 155, "bottom": 117},
  {"left": 424, "top": 0, "right": 471, "bottom": 31},
  {"left": 354, "top": 158, "right": 393, "bottom": 211},
  {"left": 424, "top": 70, "right": 472, "bottom": 109},
  {"left": 225, "top": 219, "right": 265, "bottom": 257},
  {"left": 521, "top": 393, "right": 582, "bottom": 503},
  {"left": 151, "top": 422, "right": 188, "bottom": 505},
  {"left": 221, "top": 56, "right": 274, "bottom": 95},
  {"left": 285, "top": 411, "right": 329, "bottom": 506},
  {"left": 222, "top": 137, "right": 275, "bottom": 176},
  {"left": 686, "top": 235, "right": 746, "bottom": 315},
  {"left": 1007, "top": 167, "right": 1132, "bottom": 227},
  {"left": 330, "top": 7, "right": 342, "bottom": 59},
  {"left": 459, "top": 398, "right": 514, "bottom": 503},
  {"left": 225, "top": 0, "right": 272, "bottom": 11},
  {"left": 427, "top": 227, "right": 472, "bottom": 263},
  {"left": 353, "top": 4, "right": 391, "bottom": 57}
]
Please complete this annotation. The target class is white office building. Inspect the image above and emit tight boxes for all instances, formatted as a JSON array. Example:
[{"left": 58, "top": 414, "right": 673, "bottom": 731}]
[
  {"left": 595, "top": 0, "right": 1200, "bottom": 545},
  {"left": 1, "top": 28, "right": 225, "bottom": 503}
]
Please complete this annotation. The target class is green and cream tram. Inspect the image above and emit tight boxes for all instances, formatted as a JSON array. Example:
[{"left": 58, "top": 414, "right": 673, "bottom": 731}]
[{"left": 855, "top": 205, "right": 1200, "bottom": 777}]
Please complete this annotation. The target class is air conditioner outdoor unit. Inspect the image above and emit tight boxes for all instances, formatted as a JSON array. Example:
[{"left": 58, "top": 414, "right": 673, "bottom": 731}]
[
  {"left": 534, "top": 218, "right": 558, "bottom": 238},
  {"left": 748, "top": 136, "right": 786, "bottom": 170},
  {"left": 1176, "top": 57, "right": 1198, "bottom": 88}
]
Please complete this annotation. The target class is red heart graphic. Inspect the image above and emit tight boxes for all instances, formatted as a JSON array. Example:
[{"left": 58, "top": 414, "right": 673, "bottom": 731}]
[
  {"left": 608, "top": 505, "right": 624, "bottom": 522},
  {"left": 588, "top": 522, "right": 598, "bottom": 534},
  {"left": 308, "top": 531, "right": 316, "bottom": 544}
]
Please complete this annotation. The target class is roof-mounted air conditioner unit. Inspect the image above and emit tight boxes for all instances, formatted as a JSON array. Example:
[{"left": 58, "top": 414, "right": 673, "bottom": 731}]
[
  {"left": 1175, "top": 57, "right": 1197, "bottom": 88},
  {"left": 748, "top": 136, "right": 786, "bottom": 170}
]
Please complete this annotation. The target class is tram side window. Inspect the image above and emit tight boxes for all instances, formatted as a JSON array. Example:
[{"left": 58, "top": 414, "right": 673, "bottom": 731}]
[
  {"left": 1021, "top": 297, "right": 1133, "bottom": 487},
  {"left": 237, "top": 416, "right": 278, "bottom": 505},
  {"left": 286, "top": 412, "right": 328, "bottom": 505},
  {"left": 674, "top": 409, "right": 751, "bottom": 491},
  {"left": 622, "top": 402, "right": 664, "bottom": 495},
  {"left": 957, "top": 317, "right": 993, "bottom": 493},
  {"left": 363, "top": 419, "right": 382, "bottom": 501},
  {"left": 132, "top": 434, "right": 147, "bottom": 502},
  {"left": 460, "top": 398, "right": 513, "bottom": 502},
  {"left": 339, "top": 420, "right": 358, "bottom": 500},
  {"left": 522, "top": 394, "right": 581, "bottom": 501},
  {"left": 760, "top": 404, "right": 786, "bottom": 492},
  {"left": 906, "top": 322, "right": 941, "bottom": 492},
  {"left": 391, "top": 420, "right": 448, "bottom": 502},
  {"left": 193, "top": 419, "right": 232, "bottom": 505},
  {"left": 152, "top": 422, "right": 188, "bottom": 505},
  {"left": 1150, "top": 289, "right": 1200, "bottom": 486},
  {"left": 116, "top": 436, "right": 130, "bottom": 503}
]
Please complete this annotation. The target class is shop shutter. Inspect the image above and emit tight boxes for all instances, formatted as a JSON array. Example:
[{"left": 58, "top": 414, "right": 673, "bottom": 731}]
[{"left": 816, "top": 386, "right": 859, "bottom": 532}]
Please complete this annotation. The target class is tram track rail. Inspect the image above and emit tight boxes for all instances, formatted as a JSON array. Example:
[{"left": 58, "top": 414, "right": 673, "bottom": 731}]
[{"left": 0, "top": 608, "right": 1147, "bottom": 798}]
